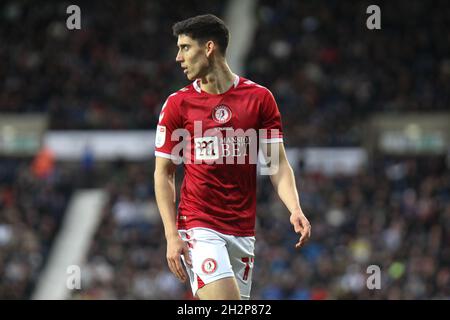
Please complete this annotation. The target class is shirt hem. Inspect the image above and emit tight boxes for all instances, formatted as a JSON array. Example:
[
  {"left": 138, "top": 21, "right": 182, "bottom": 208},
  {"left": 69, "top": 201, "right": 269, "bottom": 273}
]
[{"left": 177, "top": 222, "right": 255, "bottom": 237}]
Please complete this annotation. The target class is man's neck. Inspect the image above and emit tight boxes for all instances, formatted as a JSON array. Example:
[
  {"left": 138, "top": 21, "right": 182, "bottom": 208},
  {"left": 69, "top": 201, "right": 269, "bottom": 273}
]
[{"left": 199, "top": 60, "right": 235, "bottom": 95}]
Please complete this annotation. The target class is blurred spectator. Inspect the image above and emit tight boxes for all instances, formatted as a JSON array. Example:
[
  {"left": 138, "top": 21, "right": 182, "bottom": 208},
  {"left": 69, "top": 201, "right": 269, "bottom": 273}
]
[{"left": 31, "top": 147, "right": 55, "bottom": 179}]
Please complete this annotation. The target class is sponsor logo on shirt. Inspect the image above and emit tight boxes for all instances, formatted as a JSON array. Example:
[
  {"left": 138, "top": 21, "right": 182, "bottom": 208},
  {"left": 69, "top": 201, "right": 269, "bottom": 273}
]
[
  {"left": 194, "top": 136, "right": 219, "bottom": 160},
  {"left": 155, "top": 125, "right": 166, "bottom": 148},
  {"left": 163, "top": 121, "right": 282, "bottom": 173}
]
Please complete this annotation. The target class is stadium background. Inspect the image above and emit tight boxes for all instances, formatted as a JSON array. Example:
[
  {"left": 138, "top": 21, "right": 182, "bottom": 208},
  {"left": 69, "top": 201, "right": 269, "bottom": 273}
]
[{"left": 0, "top": 0, "right": 449, "bottom": 299}]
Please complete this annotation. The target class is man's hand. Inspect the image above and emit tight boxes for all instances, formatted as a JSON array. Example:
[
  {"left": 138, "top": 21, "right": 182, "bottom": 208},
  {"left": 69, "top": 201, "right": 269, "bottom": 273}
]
[
  {"left": 166, "top": 234, "right": 192, "bottom": 282},
  {"left": 290, "top": 211, "right": 311, "bottom": 249}
]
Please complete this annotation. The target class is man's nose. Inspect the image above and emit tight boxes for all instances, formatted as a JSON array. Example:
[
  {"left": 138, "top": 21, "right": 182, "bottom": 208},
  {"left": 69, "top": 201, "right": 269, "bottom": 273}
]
[{"left": 176, "top": 52, "right": 183, "bottom": 62}]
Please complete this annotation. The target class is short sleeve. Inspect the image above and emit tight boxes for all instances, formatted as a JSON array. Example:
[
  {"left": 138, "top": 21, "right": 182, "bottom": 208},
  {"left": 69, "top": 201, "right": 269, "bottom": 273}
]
[
  {"left": 260, "top": 89, "right": 284, "bottom": 143},
  {"left": 154, "top": 95, "right": 183, "bottom": 159}
]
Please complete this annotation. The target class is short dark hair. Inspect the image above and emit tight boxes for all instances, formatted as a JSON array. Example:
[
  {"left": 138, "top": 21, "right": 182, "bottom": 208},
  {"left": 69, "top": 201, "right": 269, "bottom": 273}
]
[{"left": 172, "top": 14, "right": 229, "bottom": 55}]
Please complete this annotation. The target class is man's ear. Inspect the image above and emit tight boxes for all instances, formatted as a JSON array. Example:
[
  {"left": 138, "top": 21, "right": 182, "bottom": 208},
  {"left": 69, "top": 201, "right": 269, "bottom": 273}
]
[{"left": 205, "top": 40, "right": 215, "bottom": 58}]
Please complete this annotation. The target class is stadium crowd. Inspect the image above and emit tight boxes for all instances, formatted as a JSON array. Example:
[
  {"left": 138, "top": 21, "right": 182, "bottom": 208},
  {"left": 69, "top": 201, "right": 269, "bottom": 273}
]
[
  {"left": 71, "top": 156, "right": 449, "bottom": 300},
  {"left": 0, "top": 1, "right": 224, "bottom": 129},
  {"left": 0, "top": 0, "right": 449, "bottom": 299},
  {"left": 2, "top": 1, "right": 448, "bottom": 144},
  {"left": 0, "top": 158, "right": 75, "bottom": 299},
  {"left": 246, "top": 0, "right": 450, "bottom": 146}
]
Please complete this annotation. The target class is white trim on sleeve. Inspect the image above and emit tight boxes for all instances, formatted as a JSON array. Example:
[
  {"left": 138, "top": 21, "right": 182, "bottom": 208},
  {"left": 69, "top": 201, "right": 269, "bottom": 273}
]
[{"left": 155, "top": 151, "right": 176, "bottom": 160}]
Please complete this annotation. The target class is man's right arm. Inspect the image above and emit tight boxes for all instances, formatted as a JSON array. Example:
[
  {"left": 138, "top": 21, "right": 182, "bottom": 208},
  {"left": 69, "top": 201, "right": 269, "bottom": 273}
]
[{"left": 154, "top": 156, "right": 191, "bottom": 282}]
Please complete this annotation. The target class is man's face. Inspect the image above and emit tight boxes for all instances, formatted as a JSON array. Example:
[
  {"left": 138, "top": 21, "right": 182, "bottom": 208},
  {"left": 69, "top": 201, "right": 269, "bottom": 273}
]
[{"left": 176, "top": 34, "right": 210, "bottom": 80}]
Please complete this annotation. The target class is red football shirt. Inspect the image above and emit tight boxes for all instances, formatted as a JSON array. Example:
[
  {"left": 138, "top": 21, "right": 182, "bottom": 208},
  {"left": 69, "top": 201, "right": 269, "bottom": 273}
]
[{"left": 155, "top": 75, "right": 283, "bottom": 236}]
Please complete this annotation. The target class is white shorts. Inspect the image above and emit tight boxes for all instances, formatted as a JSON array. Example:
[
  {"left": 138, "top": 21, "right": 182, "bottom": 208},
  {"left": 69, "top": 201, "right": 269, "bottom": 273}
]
[{"left": 178, "top": 227, "right": 255, "bottom": 300}]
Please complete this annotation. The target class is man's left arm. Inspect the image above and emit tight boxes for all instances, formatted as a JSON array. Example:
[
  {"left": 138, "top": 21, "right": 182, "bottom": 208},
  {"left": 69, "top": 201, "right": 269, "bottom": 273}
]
[{"left": 265, "top": 142, "right": 311, "bottom": 249}]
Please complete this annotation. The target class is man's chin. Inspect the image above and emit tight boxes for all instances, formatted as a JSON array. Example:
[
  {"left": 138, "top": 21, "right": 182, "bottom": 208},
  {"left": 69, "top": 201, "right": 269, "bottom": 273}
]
[
  {"left": 185, "top": 73, "right": 195, "bottom": 81},
  {"left": 185, "top": 70, "right": 200, "bottom": 81}
]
